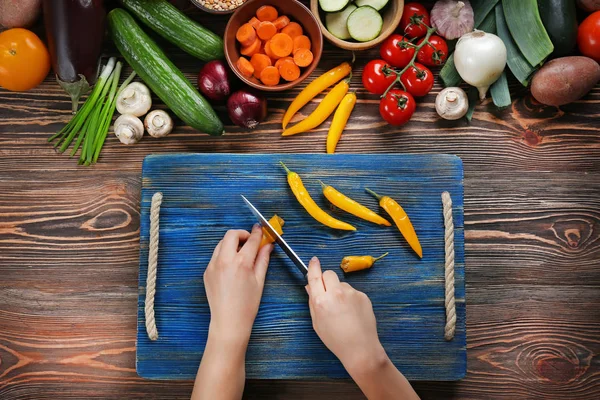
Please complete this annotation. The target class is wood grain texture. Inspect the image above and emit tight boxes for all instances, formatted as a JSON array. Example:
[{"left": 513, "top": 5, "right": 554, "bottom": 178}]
[
  {"left": 137, "top": 154, "right": 466, "bottom": 380},
  {"left": 0, "top": 0, "right": 599, "bottom": 398}
]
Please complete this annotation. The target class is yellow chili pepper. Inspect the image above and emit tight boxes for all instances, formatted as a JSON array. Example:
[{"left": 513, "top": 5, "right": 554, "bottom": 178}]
[
  {"left": 327, "top": 92, "right": 356, "bottom": 154},
  {"left": 260, "top": 214, "right": 285, "bottom": 248},
  {"left": 366, "top": 188, "right": 423, "bottom": 258},
  {"left": 282, "top": 61, "right": 352, "bottom": 129},
  {"left": 282, "top": 79, "right": 350, "bottom": 137},
  {"left": 281, "top": 162, "right": 356, "bottom": 231},
  {"left": 319, "top": 181, "right": 391, "bottom": 226},
  {"left": 341, "top": 252, "right": 389, "bottom": 273}
]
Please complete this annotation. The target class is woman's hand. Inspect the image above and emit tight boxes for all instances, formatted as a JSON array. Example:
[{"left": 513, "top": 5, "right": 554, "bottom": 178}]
[
  {"left": 203, "top": 225, "right": 273, "bottom": 346},
  {"left": 305, "top": 257, "right": 386, "bottom": 372}
]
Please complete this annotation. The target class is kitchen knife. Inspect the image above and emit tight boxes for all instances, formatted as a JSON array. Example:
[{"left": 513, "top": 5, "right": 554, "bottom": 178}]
[{"left": 241, "top": 195, "right": 308, "bottom": 275}]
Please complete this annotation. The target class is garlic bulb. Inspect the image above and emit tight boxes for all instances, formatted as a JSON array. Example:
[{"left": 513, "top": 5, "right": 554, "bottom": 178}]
[
  {"left": 114, "top": 114, "right": 144, "bottom": 145},
  {"left": 435, "top": 87, "right": 468, "bottom": 120},
  {"left": 454, "top": 30, "right": 507, "bottom": 101},
  {"left": 431, "top": 0, "right": 474, "bottom": 40},
  {"left": 145, "top": 110, "right": 173, "bottom": 138},
  {"left": 116, "top": 82, "right": 152, "bottom": 117}
]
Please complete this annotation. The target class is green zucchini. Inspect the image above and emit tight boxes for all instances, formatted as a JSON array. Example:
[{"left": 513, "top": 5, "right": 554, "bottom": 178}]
[
  {"left": 537, "top": 0, "right": 577, "bottom": 57},
  {"left": 108, "top": 9, "right": 224, "bottom": 136},
  {"left": 121, "top": 0, "right": 223, "bottom": 62}
]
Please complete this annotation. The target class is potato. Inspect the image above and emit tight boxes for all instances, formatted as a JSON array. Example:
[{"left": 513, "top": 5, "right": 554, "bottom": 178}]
[
  {"left": 577, "top": 0, "right": 600, "bottom": 12},
  {"left": 531, "top": 56, "right": 600, "bottom": 107},
  {"left": 0, "top": 0, "right": 41, "bottom": 29}
]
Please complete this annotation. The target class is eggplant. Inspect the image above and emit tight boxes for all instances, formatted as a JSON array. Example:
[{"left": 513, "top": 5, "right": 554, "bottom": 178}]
[{"left": 43, "top": 0, "right": 106, "bottom": 113}]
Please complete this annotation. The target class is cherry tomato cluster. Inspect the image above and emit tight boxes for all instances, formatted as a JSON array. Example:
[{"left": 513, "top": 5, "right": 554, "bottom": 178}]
[{"left": 361, "top": 3, "right": 448, "bottom": 126}]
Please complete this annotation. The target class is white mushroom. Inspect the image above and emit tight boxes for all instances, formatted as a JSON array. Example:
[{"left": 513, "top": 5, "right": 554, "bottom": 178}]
[
  {"left": 114, "top": 114, "right": 144, "bottom": 145},
  {"left": 435, "top": 87, "right": 469, "bottom": 120},
  {"left": 144, "top": 110, "right": 173, "bottom": 138},
  {"left": 116, "top": 82, "right": 152, "bottom": 117}
]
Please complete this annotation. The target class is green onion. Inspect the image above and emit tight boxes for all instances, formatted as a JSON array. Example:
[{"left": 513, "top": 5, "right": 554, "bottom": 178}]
[
  {"left": 495, "top": 3, "right": 535, "bottom": 86},
  {"left": 472, "top": 0, "right": 500, "bottom": 29},
  {"left": 502, "top": 0, "right": 554, "bottom": 66},
  {"left": 490, "top": 70, "right": 511, "bottom": 108}
]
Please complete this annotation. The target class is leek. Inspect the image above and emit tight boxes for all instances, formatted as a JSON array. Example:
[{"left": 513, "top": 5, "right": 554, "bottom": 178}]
[{"left": 490, "top": 71, "right": 511, "bottom": 108}]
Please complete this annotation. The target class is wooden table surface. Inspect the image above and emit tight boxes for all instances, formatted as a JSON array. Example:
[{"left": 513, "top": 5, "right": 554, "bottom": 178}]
[{"left": 1, "top": 2, "right": 599, "bottom": 399}]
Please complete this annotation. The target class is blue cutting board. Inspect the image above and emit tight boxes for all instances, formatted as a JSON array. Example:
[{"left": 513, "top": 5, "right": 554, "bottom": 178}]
[{"left": 137, "top": 153, "right": 466, "bottom": 380}]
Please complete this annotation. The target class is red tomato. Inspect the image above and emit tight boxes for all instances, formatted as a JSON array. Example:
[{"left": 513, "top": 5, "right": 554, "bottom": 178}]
[
  {"left": 362, "top": 59, "right": 397, "bottom": 95},
  {"left": 379, "top": 89, "right": 416, "bottom": 126},
  {"left": 380, "top": 34, "right": 416, "bottom": 68},
  {"left": 417, "top": 35, "right": 448, "bottom": 66},
  {"left": 400, "top": 63, "right": 434, "bottom": 97},
  {"left": 578, "top": 11, "right": 600, "bottom": 63},
  {"left": 399, "top": 3, "right": 430, "bottom": 39}
]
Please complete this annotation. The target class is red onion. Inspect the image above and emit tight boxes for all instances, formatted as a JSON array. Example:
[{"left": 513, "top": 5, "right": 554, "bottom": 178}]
[
  {"left": 197, "top": 60, "right": 231, "bottom": 102},
  {"left": 227, "top": 89, "right": 268, "bottom": 129}
]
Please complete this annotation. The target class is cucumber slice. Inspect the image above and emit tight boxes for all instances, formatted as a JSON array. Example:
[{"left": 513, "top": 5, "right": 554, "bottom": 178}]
[
  {"left": 325, "top": 4, "right": 357, "bottom": 40},
  {"left": 347, "top": 6, "right": 383, "bottom": 42},
  {"left": 355, "top": 0, "right": 390, "bottom": 11},
  {"left": 319, "top": 0, "right": 350, "bottom": 13}
]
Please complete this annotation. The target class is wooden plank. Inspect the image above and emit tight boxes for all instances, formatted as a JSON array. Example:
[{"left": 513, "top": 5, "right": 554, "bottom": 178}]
[{"left": 136, "top": 153, "right": 466, "bottom": 380}]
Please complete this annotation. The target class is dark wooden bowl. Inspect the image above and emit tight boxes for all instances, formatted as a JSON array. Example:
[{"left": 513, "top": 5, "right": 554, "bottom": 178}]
[{"left": 224, "top": 0, "right": 324, "bottom": 92}]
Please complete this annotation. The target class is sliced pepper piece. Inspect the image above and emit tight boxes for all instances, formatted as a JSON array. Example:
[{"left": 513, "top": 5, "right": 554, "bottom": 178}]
[
  {"left": 366, "top": 188, "right": 422, "bottom": 258},
  {"left": 320, "top": 181, "right": 391, "bottom": 227},
  {"left": 341, "top": 253, "right": 388, "bottom": 273},
  {"left": 281, "top": 162, "right": 356, "bottom": 231},
  {"left": 260, "top": 214, "right": 285, "bottom": 247}
]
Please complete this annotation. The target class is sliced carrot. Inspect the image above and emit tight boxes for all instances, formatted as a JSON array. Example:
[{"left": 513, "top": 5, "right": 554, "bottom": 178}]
[
  {"left": 250, "top": 53, "right": 272, "bottom": 79},
  {"left": 237, "top": 57, "right": 255, "bottom": 79},
  {"left": 260, "top": 66, "right": 280, "bottom": 86},
  {"left": 279, "top": 59, "right": 301, "bottom": 82},
  {"left": 248, "top": 17, "right": 261, "bottom": 30},
  {"left": 270, "top": 33, "right": 294, "bottom": 58},
  {"left": 241, "top": 37, "right": 262, "bottom": 56},
  {"left": 263, "top": 40, "right": 279, "bottom": 60},
  {"left": 274, "top": 15, "right": 290, "bottom": 30},
  {"left": 293, "top": 48, "right": 313, "bottom": 67},
  {"left": 256, "top": 5, "right": 278, "bottom": 22},
  {"left": 293, "top": 35, "right": 311, "bottom": 53},
  {"left": 236, "top": 23, "right": 256, "bottom": 47},
  {"left": 275, "top": 56, "right": 294, "bottom": 69},
  {"left": 257, "top": 21, "right": 277, "bottom": 40},
  {"left": 281, "top": 22, "right": 303, "bottom": 39}
]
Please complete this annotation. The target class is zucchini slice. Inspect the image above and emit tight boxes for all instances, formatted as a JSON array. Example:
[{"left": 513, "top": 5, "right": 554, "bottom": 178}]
[
  {"left": 347, "top": 6, "right": 383, "bottom": 42},
  {"left": 319, "top": 0, "right": 350, "bottom": 13},
  {"left": 355, "top": 0, "right": 390, "bottom": 11},
  {"left": 325, "top": 4, "right": 357, "bottom": 40}
]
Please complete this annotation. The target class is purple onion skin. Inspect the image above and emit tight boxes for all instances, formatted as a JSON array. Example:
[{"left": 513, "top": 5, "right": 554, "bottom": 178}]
[
  {"left": 227, "top": 89, "right": 268, "bottom": 129},
  {"left": 198, "top": 60, "right": 231, "bottom": 102}
]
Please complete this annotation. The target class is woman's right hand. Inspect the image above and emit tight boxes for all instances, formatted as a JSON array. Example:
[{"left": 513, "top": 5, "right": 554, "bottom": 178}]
[{"left": 305, "top": 256, "right": 388, "bottom": 372}]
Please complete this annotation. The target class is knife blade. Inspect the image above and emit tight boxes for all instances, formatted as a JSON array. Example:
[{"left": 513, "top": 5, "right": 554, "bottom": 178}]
[{"left": 241, "top": 195, "right": 308, "bottom": 275}]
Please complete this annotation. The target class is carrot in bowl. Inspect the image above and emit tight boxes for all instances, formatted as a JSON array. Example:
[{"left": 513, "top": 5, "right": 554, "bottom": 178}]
[
  {"left": 257, "top": 21, "right": 277, "bottom": 40},
  {"left": 236, "top": 23, "right": 257, "bottom": 47},
  {"left": 293, "top": 48, "right": 313, "bottom": 67},
  {"left": 279, "top": 59, "right": 301, "bottom": 82},
  {"left": 274, "top": 15, "right": 290, "bottom": 30},
  {"left": 248, "top": 17, "right": 261, "bottom": 30},
  {"left": 256, "top": 5, "right": 278, "bottom": 22},
  {"left": 241, "top": 37, "right": 262, "bottom": 56},
  {"left": 250, "top": 53, "right": 272, "bottom": 79},
  {"left": 270, "top": 33, "right": 294, "bottom": 58},
  {"left": 293, "top": 35, "right": 311, "bottom": 53},
  {"left": 263, "top": 40, "right": 279, "bottom": 61},
  {"left": 260, "top": 65, "right": 281, "bottom": 86},
  {"left": 281, "top": 22, "right": 303, "bottom": 39},
  {"left": 237, "top": 57, "right": 255, "bottom": 79},
  {"left": 275, "top": 56, "right": 294, "bottom": 69}
]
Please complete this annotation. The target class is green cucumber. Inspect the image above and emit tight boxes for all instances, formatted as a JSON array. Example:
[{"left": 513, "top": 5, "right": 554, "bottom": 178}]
[
  {"left": 326, "top": 4, "right": 357, "bottom": 40},
  {"left": 319, "top": 0, "right": 350, "bottom": 12},
  {"left": 121, "top": 0, "right": 223, "bottom": 62},
  {"left": 108, "top": 9, "right": 224, "bottom": 136},
  {"left": 537, "top": 0, "right": 577, "bottom": 57},
  {"left": 347, "top": 6, "right": 383, "bottom": 42},
  {"left": 355, "top": 0, "right": 390, "bottom": 11}
]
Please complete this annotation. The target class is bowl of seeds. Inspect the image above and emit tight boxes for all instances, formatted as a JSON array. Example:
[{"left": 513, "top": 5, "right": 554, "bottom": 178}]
[{"left": 191, "top": 0, "right": 247, "bottom": 14}]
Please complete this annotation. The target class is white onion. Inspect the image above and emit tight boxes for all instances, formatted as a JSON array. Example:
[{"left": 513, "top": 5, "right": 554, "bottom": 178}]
[{"left": 454, "top": 30, "right": 507, "bottom": 100}]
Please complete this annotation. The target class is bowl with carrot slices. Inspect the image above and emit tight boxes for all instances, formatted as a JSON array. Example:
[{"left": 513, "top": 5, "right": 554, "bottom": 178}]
[{"left": 224, "top": 0, "right": 323, "bottom": 91}]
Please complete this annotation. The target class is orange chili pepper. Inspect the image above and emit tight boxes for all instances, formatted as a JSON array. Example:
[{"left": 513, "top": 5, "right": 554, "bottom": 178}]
[
  {"left": 281, "top": 162, "right": 356, "bottom": 231},
  {"left": 260, "top": 214, "right": 285, "bottom": 247},
  {"left": 366, "top": 188, "right": 422, "bottom": 258},
  {"left": 319, "top": 181, "right": 391, "bottom": 226},
  {"left": 341, "top": 252, "right": 388, "bottom": 273}
]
